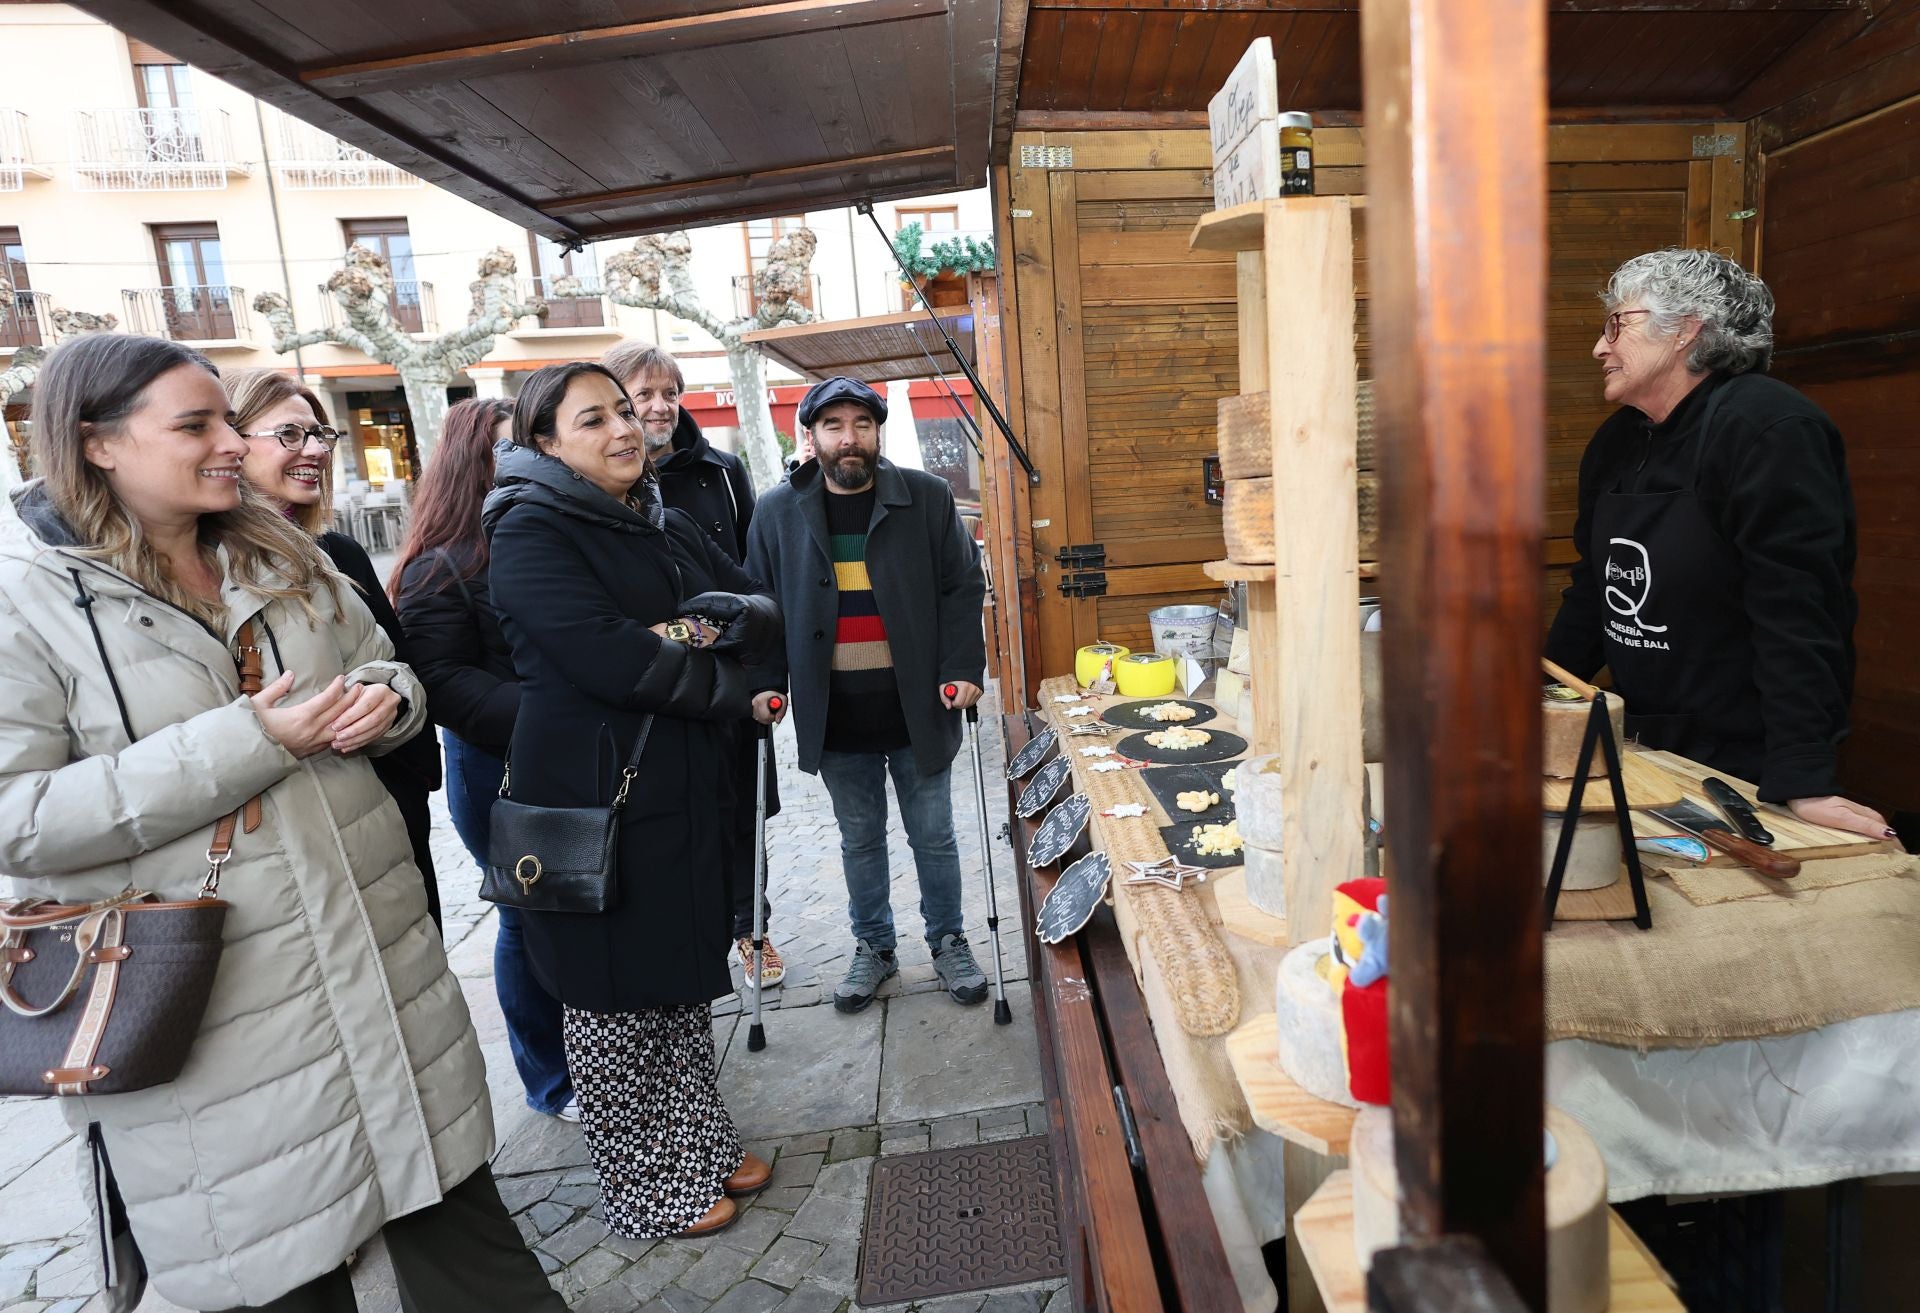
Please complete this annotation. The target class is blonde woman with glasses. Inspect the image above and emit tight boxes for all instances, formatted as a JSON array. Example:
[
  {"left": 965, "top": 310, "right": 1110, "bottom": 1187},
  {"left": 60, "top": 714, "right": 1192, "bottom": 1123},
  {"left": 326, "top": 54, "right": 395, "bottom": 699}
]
[{"left": 227, "top": 368, "right": 445, "bottom": 926}]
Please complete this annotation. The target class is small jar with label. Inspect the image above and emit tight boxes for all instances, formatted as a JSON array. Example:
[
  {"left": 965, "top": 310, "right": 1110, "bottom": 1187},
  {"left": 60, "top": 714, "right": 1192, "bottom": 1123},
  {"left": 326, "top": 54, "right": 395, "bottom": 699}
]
[{"left": 1279, "top": 112, "right": 1314, "bottom": 196}]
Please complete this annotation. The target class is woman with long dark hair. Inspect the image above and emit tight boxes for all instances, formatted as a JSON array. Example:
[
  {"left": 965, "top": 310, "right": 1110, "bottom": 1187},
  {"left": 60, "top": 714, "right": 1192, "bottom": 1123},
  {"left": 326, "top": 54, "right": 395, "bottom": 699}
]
[
  {"left": 484, "top": 362, "right": 780, "bottom": 1238},
  {"left": 393, "top": 397, "right": 575, "bottom": 1120},
  {"left": 0, "top": 335, "right": 560, "bottom": 1311},
  {"left": 226, "top": 368, "right": 445, "bottom": 927}
]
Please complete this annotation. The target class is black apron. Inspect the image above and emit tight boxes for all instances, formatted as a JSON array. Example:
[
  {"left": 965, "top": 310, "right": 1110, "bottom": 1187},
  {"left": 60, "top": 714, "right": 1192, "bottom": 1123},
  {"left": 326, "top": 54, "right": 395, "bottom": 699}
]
[{"left": 1590, "top": 377, "right": 1765, "bottom": 782}]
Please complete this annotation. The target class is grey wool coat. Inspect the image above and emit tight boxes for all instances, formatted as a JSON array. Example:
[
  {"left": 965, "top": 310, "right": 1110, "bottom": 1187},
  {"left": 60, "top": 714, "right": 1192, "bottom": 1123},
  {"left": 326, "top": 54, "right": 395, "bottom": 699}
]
[
  {"left": 746, "top": 457, "right": 987, "bottom": 777},
  {"left": 0, "top": 483, "right": 491, "bottom": 1311}
]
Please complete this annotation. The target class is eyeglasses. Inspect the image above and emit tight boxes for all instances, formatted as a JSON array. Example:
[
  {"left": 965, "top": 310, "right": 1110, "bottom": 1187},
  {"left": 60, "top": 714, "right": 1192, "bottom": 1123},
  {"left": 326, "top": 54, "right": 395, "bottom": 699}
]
[
  {"left": 1603, "top": 309, "right": 1653, "bottom": 343},
  {"left": 243, "top": 424, "right": 343, "bottom": 452}
]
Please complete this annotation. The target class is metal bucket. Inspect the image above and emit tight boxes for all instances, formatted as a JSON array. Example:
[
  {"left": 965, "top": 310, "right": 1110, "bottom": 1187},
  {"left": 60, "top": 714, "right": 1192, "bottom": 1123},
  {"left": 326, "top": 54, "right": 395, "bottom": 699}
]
[{"left": 1149, "top": 604, "right": 1220, "bottom": 659}]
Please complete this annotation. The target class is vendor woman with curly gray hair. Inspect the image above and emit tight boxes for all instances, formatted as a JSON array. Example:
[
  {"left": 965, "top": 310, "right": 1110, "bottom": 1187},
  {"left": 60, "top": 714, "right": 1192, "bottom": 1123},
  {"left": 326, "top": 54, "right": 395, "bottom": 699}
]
[{"left": 1546, "top": 249, "right": 1891, "bottom": 840}]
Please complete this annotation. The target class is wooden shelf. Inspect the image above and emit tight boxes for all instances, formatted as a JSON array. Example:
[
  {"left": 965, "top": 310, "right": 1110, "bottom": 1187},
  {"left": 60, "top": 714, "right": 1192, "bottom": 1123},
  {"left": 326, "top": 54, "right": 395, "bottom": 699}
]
[
  {"left": 1214, "top": 869, "right": 1289, "bottom": 947},
  {"left": 1295, "top": 1172, "right": 1684, "bottom": 1313},
  {"left": 1189, "top": 195, "right": 1369, "bottom": 253},
  {"left": 1189, "top": 199, "right": 1267, "bottom": 252},
  {"left": 1223, "top": 1013, "right": 1358, "bottom": 1155},
  {"left": 1204, "top": 558, "right": 1277, "bottom": 583}
]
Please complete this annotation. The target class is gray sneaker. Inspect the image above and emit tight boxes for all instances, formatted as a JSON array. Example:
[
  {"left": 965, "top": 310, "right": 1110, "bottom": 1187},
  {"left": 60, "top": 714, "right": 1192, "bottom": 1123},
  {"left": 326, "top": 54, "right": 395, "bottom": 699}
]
[
  {"left": 833, "top": 940, "right": 898, "bottom": 1014},
  {"left": 932, "top": 934, "right": 989, "bottom": 1005}
]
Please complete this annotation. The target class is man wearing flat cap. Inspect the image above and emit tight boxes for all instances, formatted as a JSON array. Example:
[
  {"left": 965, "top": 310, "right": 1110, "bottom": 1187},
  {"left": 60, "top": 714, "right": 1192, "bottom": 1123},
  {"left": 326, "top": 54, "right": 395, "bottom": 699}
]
[{"left": 747, "top": 376, "right": 989, "bottom": 1015}]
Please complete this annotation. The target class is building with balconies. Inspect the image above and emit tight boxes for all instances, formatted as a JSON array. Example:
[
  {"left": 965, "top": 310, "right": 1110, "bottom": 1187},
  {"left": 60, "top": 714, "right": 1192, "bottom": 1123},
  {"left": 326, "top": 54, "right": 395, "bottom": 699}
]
[{"left": 0, "top": 4, "right": 989, "bottom": 492}]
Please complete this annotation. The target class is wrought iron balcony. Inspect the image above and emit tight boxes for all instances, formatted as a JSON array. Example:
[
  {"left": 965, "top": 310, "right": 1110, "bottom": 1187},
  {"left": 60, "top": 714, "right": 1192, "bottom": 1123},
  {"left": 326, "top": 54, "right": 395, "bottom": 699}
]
[
  {"left": 521, "top": 276, "right": 607, "bottom": 330},
  {"left": 270, "top": 113, "right": 420, "bottom": 190},
  {"left": 71, "top": 108, "right": 248, "bottom": 191},
  {"left": 1, "top": 289, "right": 51, "bottom": 351},
  {"left": 319, "top": 279, "right": 436, "bottom": 336},
  {"left": 733, "top": 273, "right": 819, "bottom": 321},
  {"left": 0, "top": 110, "right": 51, "bottom": 191},
  {"left": 123, "top": 285, "right": 250, "bottom": 343}
]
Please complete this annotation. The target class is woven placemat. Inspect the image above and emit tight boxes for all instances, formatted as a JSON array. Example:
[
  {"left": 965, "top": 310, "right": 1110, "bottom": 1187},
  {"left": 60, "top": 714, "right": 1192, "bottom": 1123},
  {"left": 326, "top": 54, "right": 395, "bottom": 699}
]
[
  {"left": 1040, "top": 678, "right": 1241, "bottom": 1037},
  {"left": 1656, "top": 850, "right": 1918, "bottom": 907}
]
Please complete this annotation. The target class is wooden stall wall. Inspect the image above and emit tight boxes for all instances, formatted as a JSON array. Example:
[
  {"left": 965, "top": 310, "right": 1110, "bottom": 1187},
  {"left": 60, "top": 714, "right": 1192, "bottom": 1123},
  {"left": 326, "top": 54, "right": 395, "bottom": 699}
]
[
  {"left": 1740, "top": 0, "right": 1920, "bottom": 817},
  {"left": 990, "top": 125, "right": 1743, "bottom": 704}
]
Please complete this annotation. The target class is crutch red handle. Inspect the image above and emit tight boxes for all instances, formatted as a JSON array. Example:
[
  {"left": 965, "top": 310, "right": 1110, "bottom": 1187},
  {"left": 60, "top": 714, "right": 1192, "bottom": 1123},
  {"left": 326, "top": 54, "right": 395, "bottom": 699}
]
[{"left": 944, "top": 683, "right": 981, "bottom": 724}]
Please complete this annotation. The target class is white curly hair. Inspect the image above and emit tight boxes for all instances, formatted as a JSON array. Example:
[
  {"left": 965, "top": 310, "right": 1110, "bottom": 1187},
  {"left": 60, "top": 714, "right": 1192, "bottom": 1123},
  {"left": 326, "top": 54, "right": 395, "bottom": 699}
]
[{"left": 1602, "top": 249, "right": 1774, "bottom": 375}]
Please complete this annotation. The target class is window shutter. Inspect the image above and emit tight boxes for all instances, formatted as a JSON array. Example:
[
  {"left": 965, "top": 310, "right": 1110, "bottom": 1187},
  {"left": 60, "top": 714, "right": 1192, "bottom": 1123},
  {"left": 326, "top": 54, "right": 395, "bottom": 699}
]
[{"left": 128, "top": 38, "right": 181, "bottom": 66}]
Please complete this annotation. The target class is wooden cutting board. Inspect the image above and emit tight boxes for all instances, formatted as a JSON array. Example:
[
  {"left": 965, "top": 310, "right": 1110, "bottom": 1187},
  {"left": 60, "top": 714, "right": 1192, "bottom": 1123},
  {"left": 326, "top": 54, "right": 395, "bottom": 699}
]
[
  {"left": 1630, "top": 751, "right": 1904, "bottom": 862},
  {"left": 1542, "top": 749, "right": 1685, "bottom": 815}
]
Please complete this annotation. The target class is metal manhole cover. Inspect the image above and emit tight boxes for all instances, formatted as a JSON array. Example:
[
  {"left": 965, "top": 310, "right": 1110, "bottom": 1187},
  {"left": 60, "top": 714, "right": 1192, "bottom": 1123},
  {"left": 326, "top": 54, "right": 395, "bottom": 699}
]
[{"left": 858, "top": 1136, "right": 1066, "bottom": 1305}]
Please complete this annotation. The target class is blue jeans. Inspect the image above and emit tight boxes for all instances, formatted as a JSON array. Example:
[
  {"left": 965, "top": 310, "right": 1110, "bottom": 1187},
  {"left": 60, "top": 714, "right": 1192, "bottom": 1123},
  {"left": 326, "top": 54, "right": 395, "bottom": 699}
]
[
  {"left": 443, "top": 730, "right": 573, "bottom": 1116},
  {"left": 817, "top": 748, "right": 964, "bottom": 953}
]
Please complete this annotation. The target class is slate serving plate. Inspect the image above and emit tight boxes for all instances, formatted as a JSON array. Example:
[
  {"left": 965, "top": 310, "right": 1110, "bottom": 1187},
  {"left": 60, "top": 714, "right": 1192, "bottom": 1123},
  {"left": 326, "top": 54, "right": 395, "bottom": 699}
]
[
  {"left": 1159, "top": 818, "right": 1247, "bottom": 870},
  {"left": 1100, "top": 698, "right": 1218, "bottom": 731},
  {"left": 1141, "top": 761, "right": 1240, "bottom": 824},
  {"left": 1115, "top": 728, "right": 1249, "bottom": 766}
]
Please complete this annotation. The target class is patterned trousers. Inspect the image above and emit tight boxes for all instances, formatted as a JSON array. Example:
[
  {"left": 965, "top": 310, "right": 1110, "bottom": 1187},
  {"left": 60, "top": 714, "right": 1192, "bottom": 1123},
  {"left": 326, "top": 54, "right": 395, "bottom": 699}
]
[{"left": 561, "top": 1003, "right": 745, "bottom": 1238}]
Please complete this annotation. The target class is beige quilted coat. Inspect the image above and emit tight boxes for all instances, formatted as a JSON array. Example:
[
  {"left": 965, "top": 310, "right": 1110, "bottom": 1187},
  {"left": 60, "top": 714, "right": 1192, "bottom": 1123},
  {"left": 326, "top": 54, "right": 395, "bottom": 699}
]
[{"left": 0, "top": 483, "right": 491, "bottom": 1310}]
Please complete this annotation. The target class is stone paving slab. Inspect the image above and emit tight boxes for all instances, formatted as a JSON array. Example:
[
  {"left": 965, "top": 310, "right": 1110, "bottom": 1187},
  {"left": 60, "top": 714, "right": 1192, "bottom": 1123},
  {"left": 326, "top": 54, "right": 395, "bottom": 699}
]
[
  {"left": 877, "top": 984, "right": 1044, "bottom": 1125},
  {"left": 718, "top": 1002, "right": 884, "bottom": 1141}
]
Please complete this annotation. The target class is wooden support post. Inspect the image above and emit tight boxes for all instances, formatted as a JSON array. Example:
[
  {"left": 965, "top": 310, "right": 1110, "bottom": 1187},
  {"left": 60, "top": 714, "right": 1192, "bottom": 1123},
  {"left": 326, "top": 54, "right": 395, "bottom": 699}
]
[
  {"left": 1265, "top": 199, "right": 1366, "bottom": 945},
  {"left": 1363, "top": 0, "right": 1550, "bottom": 1307}
]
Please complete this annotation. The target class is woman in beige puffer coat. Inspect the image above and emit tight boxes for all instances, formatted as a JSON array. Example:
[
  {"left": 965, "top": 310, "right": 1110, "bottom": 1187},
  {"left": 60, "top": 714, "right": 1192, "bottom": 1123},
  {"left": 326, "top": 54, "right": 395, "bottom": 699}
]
[{"left": 0, "top": 335, "right": 561, "bottom": 1312}]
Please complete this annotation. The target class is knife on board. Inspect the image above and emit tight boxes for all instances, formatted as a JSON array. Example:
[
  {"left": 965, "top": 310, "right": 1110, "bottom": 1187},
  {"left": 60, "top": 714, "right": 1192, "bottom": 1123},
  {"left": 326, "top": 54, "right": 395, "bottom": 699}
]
[
  {"left": 1702, "top": 777, "right": 1776, "bottom": 846},
  {"left": 1645, "top": 799, "right": 1801, "bottom": 879}
]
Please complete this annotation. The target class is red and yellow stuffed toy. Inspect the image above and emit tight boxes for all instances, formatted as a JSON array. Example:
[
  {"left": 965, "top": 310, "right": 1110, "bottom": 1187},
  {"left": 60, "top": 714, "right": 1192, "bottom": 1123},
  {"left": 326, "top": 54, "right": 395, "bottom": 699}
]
[{"left": 1325, "top": 877, "right": 1390, "bottom": 1104}]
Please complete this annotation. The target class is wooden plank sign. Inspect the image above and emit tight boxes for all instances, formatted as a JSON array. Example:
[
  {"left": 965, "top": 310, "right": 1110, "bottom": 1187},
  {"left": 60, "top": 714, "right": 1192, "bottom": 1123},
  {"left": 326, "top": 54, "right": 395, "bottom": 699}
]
[
  {"left": 1208, "top": 38, "right": 1281, "bottom": 212},
  {"left": 1214, "top": 131, "right": 1283, "bottom": 211}
]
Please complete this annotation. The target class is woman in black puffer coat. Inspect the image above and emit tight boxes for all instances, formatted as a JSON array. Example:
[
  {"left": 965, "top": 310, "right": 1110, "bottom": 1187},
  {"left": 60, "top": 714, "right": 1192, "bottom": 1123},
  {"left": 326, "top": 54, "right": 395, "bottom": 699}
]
[{"left": 484, "top": 363, "right": 781, "bottom": 1242}]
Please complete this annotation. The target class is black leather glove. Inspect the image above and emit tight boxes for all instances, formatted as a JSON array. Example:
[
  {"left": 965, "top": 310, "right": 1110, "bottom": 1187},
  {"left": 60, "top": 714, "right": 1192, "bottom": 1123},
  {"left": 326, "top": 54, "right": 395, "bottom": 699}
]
[{"left": 681, "top": 591, "right": 783, "bottom": 664}]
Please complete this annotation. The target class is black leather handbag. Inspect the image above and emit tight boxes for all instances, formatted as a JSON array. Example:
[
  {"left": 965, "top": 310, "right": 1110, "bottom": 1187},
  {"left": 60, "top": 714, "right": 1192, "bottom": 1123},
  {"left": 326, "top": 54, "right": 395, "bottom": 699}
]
[{"left": 482, "top": 717, "right": 654, "bottom": 914}]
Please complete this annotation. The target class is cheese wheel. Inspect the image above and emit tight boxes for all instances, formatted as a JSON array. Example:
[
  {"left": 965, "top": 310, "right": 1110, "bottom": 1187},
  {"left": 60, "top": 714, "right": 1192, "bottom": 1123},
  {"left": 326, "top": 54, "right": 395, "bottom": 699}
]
[
  {"left": 1274, "top": 938, "right": 1361, "bottom": 1109},
  {"left": 1543, "top": 690, "right": 1626, "bottom": 779},
  {"left": 1351, "top": 1105, "right": 1611, "bottom": 1313},
  {"left": 1235, "top": 754, "right": 1287, "bottom": 850},
  {"left": 1351, "top": 1108, "right": 1399, "bottom": 1267},
  {"left": 1543, "top": 814, "right": 1622, "bottom": 891},
  {"left": 1243, "top": 842, "right": 1285, "bottom": 918}
]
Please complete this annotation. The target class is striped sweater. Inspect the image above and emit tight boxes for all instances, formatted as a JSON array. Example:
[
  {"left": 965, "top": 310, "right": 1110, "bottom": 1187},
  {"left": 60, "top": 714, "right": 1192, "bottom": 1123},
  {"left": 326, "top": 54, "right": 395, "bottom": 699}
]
[{"left": 823, "top": 487, "right": 910, "bottom": 753}]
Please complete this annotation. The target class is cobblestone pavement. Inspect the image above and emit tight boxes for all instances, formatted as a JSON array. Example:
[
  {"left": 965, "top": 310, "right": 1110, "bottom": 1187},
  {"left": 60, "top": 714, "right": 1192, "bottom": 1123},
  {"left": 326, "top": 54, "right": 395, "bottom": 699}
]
[{"left": 0, "top": 689, "right": 1061, "bottom": 1313}]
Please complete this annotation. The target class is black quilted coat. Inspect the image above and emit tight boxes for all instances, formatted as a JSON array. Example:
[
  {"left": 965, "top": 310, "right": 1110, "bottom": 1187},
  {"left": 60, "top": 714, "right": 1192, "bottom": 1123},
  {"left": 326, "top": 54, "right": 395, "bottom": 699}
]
[{"left": 483, "top": 442, "right": 779, "bottom": 1011}]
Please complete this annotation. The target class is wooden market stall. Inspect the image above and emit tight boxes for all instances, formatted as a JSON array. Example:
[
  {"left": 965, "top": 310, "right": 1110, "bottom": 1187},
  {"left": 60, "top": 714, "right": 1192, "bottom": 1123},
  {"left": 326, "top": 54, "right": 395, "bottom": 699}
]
[{"left": 978, "top": 0, "right": 1920, "bottom": 830}]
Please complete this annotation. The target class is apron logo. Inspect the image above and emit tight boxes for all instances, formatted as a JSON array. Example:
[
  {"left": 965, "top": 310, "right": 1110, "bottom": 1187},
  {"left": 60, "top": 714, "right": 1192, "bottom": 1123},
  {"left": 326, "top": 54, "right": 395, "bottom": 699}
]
[{"left": 1602, "top": 537, "right": 1668, "bottom": 634}]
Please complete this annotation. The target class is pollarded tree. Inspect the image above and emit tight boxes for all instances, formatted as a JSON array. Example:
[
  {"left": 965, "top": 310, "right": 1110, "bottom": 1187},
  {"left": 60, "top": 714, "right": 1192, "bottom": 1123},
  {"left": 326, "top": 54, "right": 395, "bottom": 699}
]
[
  {"left": 253, "top": 244, "right": 546, "bottom": 467},
  {"left": 0, "top": 282, "right": 120, "bottom": 487},
  {"left": 603, "top": 227, "right": 817, "bottom": 490}
]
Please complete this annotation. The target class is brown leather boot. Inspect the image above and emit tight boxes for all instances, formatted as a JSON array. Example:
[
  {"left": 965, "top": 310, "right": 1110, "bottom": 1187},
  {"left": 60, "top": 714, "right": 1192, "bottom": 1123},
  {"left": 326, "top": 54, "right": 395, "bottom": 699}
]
[
  {"left": 677, "top": 1196, "right": 738, "bottom": 1237},
  {"left": 724, "top": 1152, "right": 773, "bottom": 1198}
]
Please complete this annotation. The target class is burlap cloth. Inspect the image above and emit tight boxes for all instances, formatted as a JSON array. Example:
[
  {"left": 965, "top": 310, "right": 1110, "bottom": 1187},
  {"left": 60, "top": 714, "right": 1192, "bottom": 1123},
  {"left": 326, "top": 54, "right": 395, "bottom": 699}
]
[
  {"left": 1656, "top": 850, "right": 1916, "bottom": 906},
  {"left": 1547, "top": 861, "right": 1920, "bottom": 1047}
]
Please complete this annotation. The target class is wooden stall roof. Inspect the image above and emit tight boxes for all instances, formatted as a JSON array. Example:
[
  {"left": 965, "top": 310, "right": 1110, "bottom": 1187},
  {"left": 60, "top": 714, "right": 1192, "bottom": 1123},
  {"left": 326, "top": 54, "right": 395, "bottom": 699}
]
[
  {"left": 71, "top": 0, "right": 1000, "bottom": 242},
  {"left": 740, "top": 307, "right": 975, "bottom": 383},
  {"left": 998, "top": 0, "right": 1860, "bottom": 141}
]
